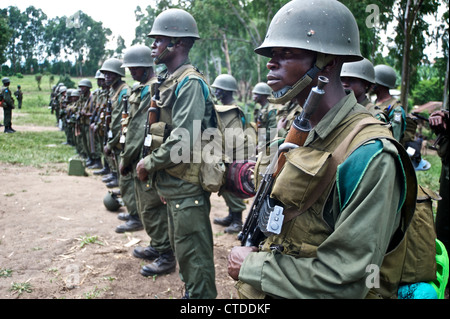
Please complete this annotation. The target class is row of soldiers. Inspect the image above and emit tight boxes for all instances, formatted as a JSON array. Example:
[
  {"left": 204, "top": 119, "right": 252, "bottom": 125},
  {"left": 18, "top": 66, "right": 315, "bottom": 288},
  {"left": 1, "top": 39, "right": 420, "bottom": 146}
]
[{"left": 47, "top": 4, "right": 448, "bottom": 299}]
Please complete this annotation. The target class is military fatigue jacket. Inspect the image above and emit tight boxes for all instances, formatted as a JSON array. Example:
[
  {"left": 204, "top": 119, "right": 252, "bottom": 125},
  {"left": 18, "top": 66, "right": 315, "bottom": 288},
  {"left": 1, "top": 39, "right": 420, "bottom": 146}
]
[
  {"left": 1, "top": 86, "right": 14, "bottom": 108},
  {"left": 143, "top": 62, "right": 216, "bottom": 199},
  {"left": 120, "top": 78, "right": 157, "bottom": 169},
  {"left": 239, "top": 92, "right": 408, "bottom": 298},
  {"left": 107, "top": 82, "right": 129, "bottom": 151}
]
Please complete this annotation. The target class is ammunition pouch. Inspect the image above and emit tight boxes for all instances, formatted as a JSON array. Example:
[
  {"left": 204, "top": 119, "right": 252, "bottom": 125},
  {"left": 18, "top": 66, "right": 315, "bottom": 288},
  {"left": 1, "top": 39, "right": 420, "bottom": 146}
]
[
  {"left": 149, "top": 122, "right": 170, "bottom": 151},
  {"left": 271, "top": 146, "right": 332, "bottom": 212}
]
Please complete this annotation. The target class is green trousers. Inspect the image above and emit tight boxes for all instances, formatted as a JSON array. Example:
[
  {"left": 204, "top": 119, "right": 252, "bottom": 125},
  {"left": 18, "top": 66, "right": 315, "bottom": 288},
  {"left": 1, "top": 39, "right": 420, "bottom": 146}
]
[
  {"left": 118, "top": 161, "right": 138, "bottom": 218},
  {"left": 133, "top": 172, "right": 171, "bottom": 253},
  {"left": 221, "top": 191, "right": 247, "bottom": 213},
  {"left": 166, "top": 192, "right": 217, "bottom": 299},
  {"left": 3, "top": 107, "right": 12, "bottom": 127}
]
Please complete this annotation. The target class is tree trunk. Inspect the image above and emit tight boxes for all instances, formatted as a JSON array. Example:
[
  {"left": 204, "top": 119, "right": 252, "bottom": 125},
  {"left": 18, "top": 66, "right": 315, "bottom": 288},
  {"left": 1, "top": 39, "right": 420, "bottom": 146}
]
[{"left": 222, "top": 33, "right": 232, "bottom": 75}]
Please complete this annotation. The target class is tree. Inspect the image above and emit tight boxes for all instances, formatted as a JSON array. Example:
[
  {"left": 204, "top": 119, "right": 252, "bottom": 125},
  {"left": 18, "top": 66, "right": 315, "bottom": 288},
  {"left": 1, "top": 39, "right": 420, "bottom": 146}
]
[
  {"left": 44, "top": 11, "right": 111, "bottom": 76},
  {"left": 0, "top": 15, "right": 12, "bottom": 66},
  {"left": 389, "top": 0, "right": 440, "bottom": 109}
]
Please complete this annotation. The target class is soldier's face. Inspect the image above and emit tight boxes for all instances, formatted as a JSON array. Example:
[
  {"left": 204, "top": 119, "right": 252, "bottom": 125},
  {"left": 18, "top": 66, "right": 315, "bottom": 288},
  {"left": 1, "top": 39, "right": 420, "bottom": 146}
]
[
  {"left": 341, "top": 77, "right": 367, "bottom": 99},
  {"left": 129, "top": 67, "right": 146, "bottom": 82},
  {"left": 266, "top": 47, "right": 316, "bottom": 96},
  {"left": 103, "top": 71, "right": 118, "bottom": 86},
  {"left": 151, "top": 36, "right": 173, "bottom": 63}
]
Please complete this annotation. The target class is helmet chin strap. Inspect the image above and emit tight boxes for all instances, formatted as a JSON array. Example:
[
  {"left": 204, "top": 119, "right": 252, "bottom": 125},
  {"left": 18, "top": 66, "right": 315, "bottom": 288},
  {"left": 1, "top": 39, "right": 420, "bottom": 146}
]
[
  {"left": 268, "top": 53, "right": 333, "bottom": 105},
  {"left": 154, "top": 38, "right": 178, "bottom": 65}
]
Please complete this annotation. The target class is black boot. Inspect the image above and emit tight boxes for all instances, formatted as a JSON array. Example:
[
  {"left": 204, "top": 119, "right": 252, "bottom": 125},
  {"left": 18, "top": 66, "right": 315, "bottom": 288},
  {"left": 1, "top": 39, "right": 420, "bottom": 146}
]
[
  {"left": 133, "top": 245, "right": 160, "bottom": 260},
  {"left": 102, "top": 172, "right": 116, "bottom": 183},
  {"left": 115, "top": 214, "right": 144, "bottom": 233},
  {"left": 213, "top": 211, "right": 233, "bottom": 227},
  {"left": 4, "top": 126, "right": 15, "bottom": 133},
  {"left": 140, "top": 250, "right": 176, "bottom": 276},
  {"left": 94, "top": 165, "right": 110, "bottom": 176},
  {"left": 88, "top": 159, "right": 102, "bottom": 169},
  {"left": 117, "top": 212, "right": 130, "bottom": 221},
  {"left": 224, "top": 211, "right": 243, "bottom": 234},
  {"left": 106, "top": 176, "right": 119, "bottom": 188}
]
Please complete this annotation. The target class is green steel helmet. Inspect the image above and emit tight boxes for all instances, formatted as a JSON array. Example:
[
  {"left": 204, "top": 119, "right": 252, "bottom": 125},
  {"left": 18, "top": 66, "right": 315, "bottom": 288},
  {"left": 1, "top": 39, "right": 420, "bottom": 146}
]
[
  {"left": 122, "top": 45, "right": 153, "bottom": 68},
  {"left": 71, "top": 89, "right": 80, "bottom": 97},
  {"left": 254, "top": 0, "right": 362, "bottom": 104},
  {"left": 252, "top": 82, "right": 272, "bottom": 96},
  {"left": 78, "top": 78, "right": 93, "bottom": 88},
  {"left": 66, "top": 88, "right": 74, "bottom": 97},
  {"left": 95, "top": 70, "right": 105, "bottom": 79},
  {"left": 148, "top": 8, "right": 200, "bottom": 39},
  {"left": 211, "top": 74, "right": 238, "bottom": 92},
  {"left": 58, "top": 85, "right": 67, "bottom": 94},
  {"left": 255, "top": 0, "right": 362, "bottom": 62},
  {"left": 2, "top": 77, "right": 10, "bottom": 84},
  {"left": 103, "top": 191, "right": 121, "bottom": 212},
  {"left": 100, "top": 58, "right": 126, "bottom": 77},
  {"left": 374, "top": 64, "right": 397, "bottom": 89},
  {"left": 341, "top": 58, "right": 375, "bottom": 84}
]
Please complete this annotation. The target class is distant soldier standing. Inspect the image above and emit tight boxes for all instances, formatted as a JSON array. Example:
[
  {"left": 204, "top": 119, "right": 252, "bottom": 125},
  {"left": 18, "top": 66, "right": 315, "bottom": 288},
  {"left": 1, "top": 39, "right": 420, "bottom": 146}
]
[
  {"left": 78, "top": 79, "right": 93, "bottom": 164},
  {"left": 252, "top": 82, "right": 277, "bottom": 147},
  {"left": 341, "top": 58, "right": 387, "bottom": 122},
  {"left": 373, "top": 64, "right": 406, "bottom": 142},
  {"left": 1, "top": 77, "right": 16, "bottom": 133},
  {"left": 211, "top": 74, "right": 249, "bottom": 234},
  {"left": 100, "top": 58, "right": 142, "bottom": 233},
  {"left": 14, "top": 85, "right": 23, "bottom": 109}
]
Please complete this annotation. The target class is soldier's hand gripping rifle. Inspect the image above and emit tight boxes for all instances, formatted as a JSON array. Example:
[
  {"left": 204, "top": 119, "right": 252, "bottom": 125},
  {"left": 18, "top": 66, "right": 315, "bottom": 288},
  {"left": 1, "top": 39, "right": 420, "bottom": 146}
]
[
  {"left": 142, "top": 77, "right": 165, "bottom": 158},
  {"left": 238, "top": 76, "right": 329, "bottom": 247}
]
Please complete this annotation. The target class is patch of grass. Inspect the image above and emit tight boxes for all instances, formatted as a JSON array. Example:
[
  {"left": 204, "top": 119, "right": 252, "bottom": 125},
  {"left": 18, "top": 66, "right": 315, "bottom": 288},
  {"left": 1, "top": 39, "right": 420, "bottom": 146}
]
[
  {"left": 416, "top": 154, "right": 442, "bottom": 194},
  {"left": 0, "top": 130, "right": 75, "bottom": 166},
  {"left": 10, "top": 282, "right": 33, "bottom": 296},
  {"left": 78, "top": 234, "right": 104, "bottom": 248},
  {"left": 83, "top": 286, "right": 108, "bottom": 299},
  {"left": 0, "top": 268, "right": 13, "bottom": 278}
]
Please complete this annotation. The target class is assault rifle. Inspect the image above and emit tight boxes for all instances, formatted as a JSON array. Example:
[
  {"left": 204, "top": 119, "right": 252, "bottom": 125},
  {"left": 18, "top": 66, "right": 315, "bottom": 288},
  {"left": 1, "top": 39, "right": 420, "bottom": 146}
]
[
  {"left": 119, "top": 95, "right": 129, "bottom": 148},
  {"left": 103, "top": 100, "right": 112, "bottom": 146},
  {"left": 238, "top": 76, "right": 329, "bottom": 247},
  {"left": 142, "top": 77, "right": 165, "bottom": 158}
]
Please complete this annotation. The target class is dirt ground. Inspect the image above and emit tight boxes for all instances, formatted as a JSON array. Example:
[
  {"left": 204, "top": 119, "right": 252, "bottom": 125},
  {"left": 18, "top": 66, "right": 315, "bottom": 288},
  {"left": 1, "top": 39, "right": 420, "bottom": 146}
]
[{"left": 0, "top": 125, "right": 247, "bottom": 300}]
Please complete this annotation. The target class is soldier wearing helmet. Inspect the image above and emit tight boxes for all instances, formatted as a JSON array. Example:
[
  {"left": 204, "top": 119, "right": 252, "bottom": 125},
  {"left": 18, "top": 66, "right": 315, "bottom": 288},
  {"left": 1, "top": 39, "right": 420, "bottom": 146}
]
[
  {"left": 341, "top": 58, "right": 387, "bottom": 122},
  {"left": 136, "top": 8, "right": 217, "bottom": 299},
  {"left": 228, "top": 0, "right": 416, "bottom": 299},
  {"left": 211, "top": 74, "right": 254, "bottom": 235},
  {"left": 92, "top": 70, "right": 112, "bottom": 176},
  {"left": 99, "top": 58, "right": 128, "bottom": 188},
  {"left": 251, "top": 82, "right": 278, "bottom": 148},
  {"left": 117, "top": 45, "right": 175, "bottom": 277},
  {"left": 77, "top": 79, "right": 95, "bottom": 167},
  {"left": 373, "top": 64, "right": 406, "bottom": 142},
  {"left": 100, "top": 58, "right": 142, "bottom": 234},
  {"left": 1, "top": 77, "right": 15, "bottom": 133}
]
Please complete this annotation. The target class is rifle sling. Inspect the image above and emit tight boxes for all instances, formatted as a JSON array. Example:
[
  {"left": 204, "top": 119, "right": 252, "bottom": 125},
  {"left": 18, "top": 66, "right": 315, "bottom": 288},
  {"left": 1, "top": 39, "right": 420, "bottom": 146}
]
[{"left": 283, "top": 117, "right": 385, "bottom": 224}]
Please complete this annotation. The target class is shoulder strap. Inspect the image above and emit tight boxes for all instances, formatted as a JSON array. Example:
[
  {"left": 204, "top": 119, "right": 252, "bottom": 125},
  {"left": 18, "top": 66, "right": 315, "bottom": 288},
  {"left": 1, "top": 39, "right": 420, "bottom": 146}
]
[{"left": 283, "top": 117, "right": 389, "bottom": 223}]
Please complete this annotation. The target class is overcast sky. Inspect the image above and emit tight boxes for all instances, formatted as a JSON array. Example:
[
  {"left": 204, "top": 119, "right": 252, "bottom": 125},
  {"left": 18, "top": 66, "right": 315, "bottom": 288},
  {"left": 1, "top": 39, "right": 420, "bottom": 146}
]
[{"left": 2, "top": 0, "right": 157, "bottom": 47}]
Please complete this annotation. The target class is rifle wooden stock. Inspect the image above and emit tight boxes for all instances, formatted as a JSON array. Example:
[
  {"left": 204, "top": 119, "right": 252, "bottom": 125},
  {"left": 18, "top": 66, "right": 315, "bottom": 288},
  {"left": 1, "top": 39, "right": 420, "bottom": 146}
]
[
  {"left": 142, "top": 78, "right": 164, "bottom": 158},
  {"left": 273, "top": 76, "right": 329, "bottom": 177},
  {"left": 239, "top": 76, "right": 329, "bottom": 246}
]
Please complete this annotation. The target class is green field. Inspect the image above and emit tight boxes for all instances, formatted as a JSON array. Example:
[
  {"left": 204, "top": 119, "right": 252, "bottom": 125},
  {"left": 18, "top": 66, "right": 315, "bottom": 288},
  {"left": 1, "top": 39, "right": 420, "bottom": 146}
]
[{"left": 0, "top": 74, "right": 444, "bottom": 198}]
